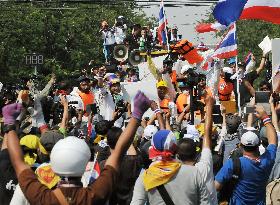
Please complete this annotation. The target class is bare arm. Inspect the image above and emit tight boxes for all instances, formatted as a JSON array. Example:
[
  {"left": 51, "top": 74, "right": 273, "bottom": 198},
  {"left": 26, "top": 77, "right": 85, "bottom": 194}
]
[
  {"left": 270, "top": 97, "right": 280, "bottom": 132},
  {"left": 7, "top": 131, "right": 30, "bottom": 178},
  {"left": 243, "top": 79, "right": 255, "bottom": 97},
  {"left": 177, "top": 104, "right": 190, "bottom": 124},
  {"left": 247, "top": 98, "right": 255, "bottom": 128},
  {"left": 59, "top": 95, "right": 69, "bottom": 130},
  {"left": 255, "top": 106, "right": 277, "bottom": 145},
  {"left": 150, "top": 101, "right": 165, "bottom": 130},
  {"left": 256, "top": 54, "right": 267, "bottom": 75},
  {"left": 215, "top": 181, "right": 223, "bottom": 191},
  {"left": 203, "top": 96, "right": 214, "bottom": 149}
]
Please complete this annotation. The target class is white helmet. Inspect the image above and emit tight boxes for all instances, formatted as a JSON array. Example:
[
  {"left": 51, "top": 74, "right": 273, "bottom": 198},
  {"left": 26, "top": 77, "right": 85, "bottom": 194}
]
[
  {"left": 143, "top": 125, "right": 158, "bottom": 140},
  {"left": 50, "top": 136, "right": 91, "bottom": 177}
]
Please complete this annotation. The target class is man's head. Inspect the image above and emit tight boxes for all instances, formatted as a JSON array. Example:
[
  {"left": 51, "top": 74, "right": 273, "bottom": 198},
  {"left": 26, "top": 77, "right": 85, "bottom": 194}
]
[
  {"left": 107, "top": 127, "right": 123, "bottom": 150},
  {"left": 78, "top": 76, "right": 91, "bottom": 94},
  {"left": 149, "top": 130, "right": 177, "bottom": 159},
  {"left": 106, "top": 74, "right": 121, "bottom": 95},
  {"left": 221, "top": 67, "right": 233, "bottom": 82},
  {"left": 240, "top": 131, "right": 260, "bottom": 152},
  {"left": 50, "top": 136, "right": 91, "bottom": 177},
  {"left": 101, "top": 20, "right": 109, "bottom": 30},
  {"left": 260, "top": 81, "right": 272, "bottom": 92},
  {"left": 156, "top": 80, "right": 168, "bottom": 100},
  {"left": 177, "top": 138, "right": 197, "bottom": 162},
  {"left": 95, "top": 120, "right": 111, "bottom": 135},
  {"left": 40, "top": 130, "right": 64, "bottom": 153},
  {"left": 143, "top": 125, "right": 158, "bottom": 140},
  {"left": 198, "top": 74, "right": 206, "bottom": 88},
  {"left": 226, "top": 114, "right": 241, "bottom": 134}
]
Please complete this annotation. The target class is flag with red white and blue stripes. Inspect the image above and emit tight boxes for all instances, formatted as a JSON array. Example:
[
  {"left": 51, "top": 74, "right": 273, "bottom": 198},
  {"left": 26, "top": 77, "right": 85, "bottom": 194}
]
[{"left": 158, "top": 0, "right": 168, "bottom": 44}]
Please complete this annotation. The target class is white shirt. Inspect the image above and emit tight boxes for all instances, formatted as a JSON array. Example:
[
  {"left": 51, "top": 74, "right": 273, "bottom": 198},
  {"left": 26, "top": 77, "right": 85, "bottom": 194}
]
[
  {"left": 114, "top": 27, "right": 126, "bottom": 44},
  {"left": 102, "top": 30, "right": 116, "bottom": 45}
]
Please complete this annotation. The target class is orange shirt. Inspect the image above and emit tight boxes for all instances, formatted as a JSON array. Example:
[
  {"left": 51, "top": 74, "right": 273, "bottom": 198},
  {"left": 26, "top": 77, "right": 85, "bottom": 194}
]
[
  {"left": 160, "top": 98, "right": 171, "bottom": 113},
  {"left": 78, "top": 91, "right": 95, "bottom": 110},
  {"left": 218, "top": 78, "right": 233, "bottom": 101}
]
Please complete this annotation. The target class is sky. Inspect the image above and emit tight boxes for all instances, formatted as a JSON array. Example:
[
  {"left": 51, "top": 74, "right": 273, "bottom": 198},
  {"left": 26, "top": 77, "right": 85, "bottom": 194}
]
[{"left": 137, "top": 0, "right": 220, "bottom": 45}]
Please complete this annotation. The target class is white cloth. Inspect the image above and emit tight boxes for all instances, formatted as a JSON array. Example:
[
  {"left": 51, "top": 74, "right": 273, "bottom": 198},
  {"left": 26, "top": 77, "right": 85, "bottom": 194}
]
[
  {"left": 114, "top": 27, "right": 126, "bottom": 44},
  {"left": 10, "top": 184, "right": 29, "bottom": 205},
  {"left": 195, "top": 148, "right": 218, "bottom": 205},
  {"left": 95, "top": 87, "right": 115, "bottom": 121},
  {"left": 102, "top": 30, "right": 116, "bottom": 45}
]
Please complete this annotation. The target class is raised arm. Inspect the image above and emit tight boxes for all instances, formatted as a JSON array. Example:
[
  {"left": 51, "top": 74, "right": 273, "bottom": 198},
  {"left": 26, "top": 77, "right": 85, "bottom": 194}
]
[
  {"left": 105, "top": 91, "right": 151, "bottom": 171},
  {"left": 270, "top": 96, "right": 280, "bottom": 132},
  {"left": 255, "top": 105, "right": 277, "bottom": 145},
  {"left": 150, "top": 101, "right": 165, "bottom": 130},
  {"left": 256, "top": 53, "right": 268, "bottom": 75},
  {"left": 59, "top": 95, "right": 69, "bottom": 130},
  {"left": 2, "top": 103, "right": 29, "bottom": 177},
  {"left": 202, "top": 96, "right": 214, "bottom": 149}
]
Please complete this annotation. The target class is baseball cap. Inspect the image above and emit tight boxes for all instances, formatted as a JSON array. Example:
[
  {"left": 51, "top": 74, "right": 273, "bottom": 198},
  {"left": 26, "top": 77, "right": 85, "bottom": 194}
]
[
  {"left": 228, "top": 57, "right": 236, "bottom": 65},
  {"left": 180, "top": 64, "right": 192, "bottom": 74},
  {"left": 143, "top": 125, "right": 158, "bottom": 140},
  {"left": 241, "top": 131, "right": 260, "bottom": 146},
  {"left": 40, "top": 130, "right": 64, "bottom": 153},
  {"left": 223, "top": 67, "right": 233, "bottom": 74}
]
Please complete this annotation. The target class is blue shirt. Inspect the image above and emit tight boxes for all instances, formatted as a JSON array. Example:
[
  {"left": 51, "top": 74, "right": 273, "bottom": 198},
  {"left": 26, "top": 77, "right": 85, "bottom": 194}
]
[{"left": 215, "top": 144, "right": 277, "bottom": 205}]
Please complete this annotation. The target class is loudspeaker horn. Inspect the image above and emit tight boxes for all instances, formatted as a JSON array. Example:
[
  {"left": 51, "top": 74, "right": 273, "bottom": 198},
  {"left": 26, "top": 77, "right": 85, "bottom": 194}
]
[
  {"left": 128, "top": 49, "right": 143, "bottom": 66},
  {"left": 113, "top": 44, "right": 128, "bottom": 62}
]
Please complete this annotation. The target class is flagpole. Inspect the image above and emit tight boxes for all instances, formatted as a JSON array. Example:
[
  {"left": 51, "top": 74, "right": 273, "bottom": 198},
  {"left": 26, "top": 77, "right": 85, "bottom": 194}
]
[
  {"left": 234, "top": 23, "right": 241, "bottom": 116},
  {"left": 162, "top": 0, "right": 170, "bottom": 53}
]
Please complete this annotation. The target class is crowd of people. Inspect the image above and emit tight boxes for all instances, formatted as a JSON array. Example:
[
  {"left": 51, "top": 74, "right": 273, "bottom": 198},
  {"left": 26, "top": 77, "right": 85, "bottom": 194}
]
[
  {"left": 100, "top": 16, "right": 181, "bottom": 64},
  {"left": 0, "top": 17, "right": 280, "bottom": 205}
]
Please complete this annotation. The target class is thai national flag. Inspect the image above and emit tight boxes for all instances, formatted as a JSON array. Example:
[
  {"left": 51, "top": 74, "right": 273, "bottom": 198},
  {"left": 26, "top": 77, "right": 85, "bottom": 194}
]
[
  {"left": 202, "top": 24, "right": 237, "bottom": 70},
  {"left": 158, "top": 0, "right": 168, "bottom": 44},
  {"left": 240, "top": 0, "right": 280, "bottom": 25},
  {"left": 213, "top": 0, "right": 248, "bottom": 26},
  {"left": 244, "top": 52, "right": 253, "bottom": 66},
  {"left": 212, "top": 24, "right": 238, "bottom": 59}
]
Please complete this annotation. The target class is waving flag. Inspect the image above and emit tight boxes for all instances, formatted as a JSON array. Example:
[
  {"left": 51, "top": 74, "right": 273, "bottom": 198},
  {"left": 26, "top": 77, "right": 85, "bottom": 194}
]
[
  {"left": 240, "top": 0, "right": 280, "bottom": 24},
  {"left": 158, "top": 0, "right": 168, "bottom": 44},
  {"left": 202, "top": 24, "right": 237, "bottom": 70},
  {"left": 244, "top": 52, "right": 253, "bottom": 66},
  {"left": 213, "top": 24, "right": 238, "bottom": 59},
  {"left": 195, "top": 22, "right": 227, "bottom": 33},
  {"left": 213, "top": 0, "right": 248, "bottom": 26}
]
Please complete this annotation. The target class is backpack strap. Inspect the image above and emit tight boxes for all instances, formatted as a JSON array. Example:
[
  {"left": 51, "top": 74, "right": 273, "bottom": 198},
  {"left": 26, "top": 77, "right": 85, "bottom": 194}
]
[
  {"left": 53, "top": 188, "right": 69, "bottom": 205},
  {"left": 232, "top": 157, "right": 241, "bottom": 181},
  {"left": 157, "top": 184, "right": 175, "bottom": 205}
]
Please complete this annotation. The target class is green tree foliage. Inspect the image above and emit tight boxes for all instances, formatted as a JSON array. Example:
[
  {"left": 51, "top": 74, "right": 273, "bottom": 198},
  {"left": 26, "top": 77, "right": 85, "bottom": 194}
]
[{"left": 0, "top": 1, "right": 155, "bottom": 82}]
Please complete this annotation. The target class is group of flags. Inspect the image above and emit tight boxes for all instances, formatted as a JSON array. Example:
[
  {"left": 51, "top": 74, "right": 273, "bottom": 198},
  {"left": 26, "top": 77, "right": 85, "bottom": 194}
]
[{"left": 158, "top": 0, "right": 280, "bottom": 70}]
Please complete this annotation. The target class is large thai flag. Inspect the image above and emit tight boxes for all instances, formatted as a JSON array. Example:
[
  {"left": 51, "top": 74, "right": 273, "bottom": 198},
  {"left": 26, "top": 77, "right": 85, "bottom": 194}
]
[
  {"left": 240, "top": 0, "right": 280, "bottom": 24},
  {"left": 213, "top": 0, "right": 248, "bottom": 26},
  {"left": 158, "top": 0, "right": 168, "bottom": 44}
]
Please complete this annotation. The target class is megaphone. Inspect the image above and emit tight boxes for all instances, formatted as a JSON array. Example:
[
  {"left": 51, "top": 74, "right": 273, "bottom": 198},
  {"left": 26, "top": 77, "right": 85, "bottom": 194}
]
[
  {"left": 128, "top": 49, "right": 143, "bottom": 66},
  {"left": 113, "top": 44, "right": 128, "bottom": 62}
]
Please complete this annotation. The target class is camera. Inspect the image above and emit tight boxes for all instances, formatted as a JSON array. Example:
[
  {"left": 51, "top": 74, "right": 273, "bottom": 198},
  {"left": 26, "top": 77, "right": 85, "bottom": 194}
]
[{"left": 116, "top": 99, "right": 128, "bottom": 113}]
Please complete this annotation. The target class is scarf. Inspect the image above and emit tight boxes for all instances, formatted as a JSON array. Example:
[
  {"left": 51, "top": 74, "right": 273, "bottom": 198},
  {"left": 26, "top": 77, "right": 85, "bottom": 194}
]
[{"left": 143, "top": 160, "right": 181, "bottom": 191}]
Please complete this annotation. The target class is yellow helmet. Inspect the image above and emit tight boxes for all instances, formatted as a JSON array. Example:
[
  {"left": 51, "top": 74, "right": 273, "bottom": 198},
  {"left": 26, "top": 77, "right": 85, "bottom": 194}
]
[{"left": 156, "top": 80, "right": 168, "bottom": 88}]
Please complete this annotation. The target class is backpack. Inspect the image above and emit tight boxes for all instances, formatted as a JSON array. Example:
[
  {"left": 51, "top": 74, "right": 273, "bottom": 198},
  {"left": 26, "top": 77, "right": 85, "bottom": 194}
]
[
  {"left": 218, "top": 156, "right": 241, "bottom": 203},
  {"left": 266, "top": 178, "right": 280, "bottom": 205}
]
